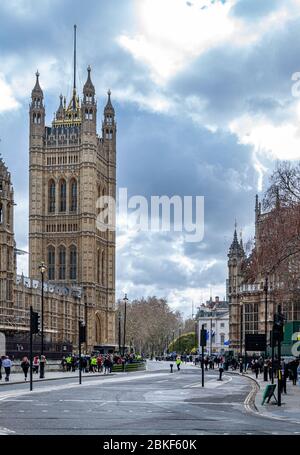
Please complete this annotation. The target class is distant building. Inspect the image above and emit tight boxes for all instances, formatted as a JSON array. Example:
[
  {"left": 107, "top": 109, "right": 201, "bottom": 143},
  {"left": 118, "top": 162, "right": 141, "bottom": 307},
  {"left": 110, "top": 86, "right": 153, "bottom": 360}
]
[{"left": 196, "top": 297, "right": 229, "bottom": 355}]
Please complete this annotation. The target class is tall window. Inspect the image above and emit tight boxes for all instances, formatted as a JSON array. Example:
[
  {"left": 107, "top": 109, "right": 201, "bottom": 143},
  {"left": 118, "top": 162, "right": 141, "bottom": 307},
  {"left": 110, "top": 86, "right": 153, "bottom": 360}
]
[
  {"left": 101, "top": 251, "right": 105, "bottom": 285},
  {"left": 70, "top": 246, "right": 77, "bottom": 280},
  {"left": 6, "top": 204, "right": 10, "bottom": 227},
  {"left": 0, "top": 203, "right": 3, "bottom": 223},
  {"left": 59, "top": 179, "right": 66, "bottom": 212},
  {"left": 59, "top": 246, "right": 66, "bottom": 280},
  {"left": 70, "top": 179, "right": 77, "bottom": 212},
  {"left": 49, "top": 180, "right": 56, "bottom": 213},
  {"left": 48, "top": 246, "right": 55, "bottom": 280}
]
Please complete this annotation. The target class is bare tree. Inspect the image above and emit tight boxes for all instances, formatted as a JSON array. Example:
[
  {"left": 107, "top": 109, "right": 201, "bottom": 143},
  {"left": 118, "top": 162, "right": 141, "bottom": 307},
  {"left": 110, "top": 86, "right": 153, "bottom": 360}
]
[{"left": 115, "top": 296, "right": 182, "bottom": 356}]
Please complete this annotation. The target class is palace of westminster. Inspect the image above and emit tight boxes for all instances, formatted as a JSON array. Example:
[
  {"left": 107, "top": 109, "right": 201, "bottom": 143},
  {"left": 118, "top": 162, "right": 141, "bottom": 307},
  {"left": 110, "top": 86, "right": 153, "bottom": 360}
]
[{"left": 0, "top": 34, "right": 116, "bottom": 354}]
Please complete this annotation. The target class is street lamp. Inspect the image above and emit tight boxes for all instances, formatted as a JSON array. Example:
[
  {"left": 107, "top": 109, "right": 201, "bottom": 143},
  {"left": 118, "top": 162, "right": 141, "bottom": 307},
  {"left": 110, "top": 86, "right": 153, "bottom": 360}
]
[
  {"left": 118, "top": 311, "right": 121, "bottom": 354},
  {"left": 264, "top": 275, "right": 269, "bottom": 357},
  {"left": 122, "top": 294, "right": 128, "bottom": 357},
  {"left": 39, "top": 261, "right": 47, "bottom": 379}
]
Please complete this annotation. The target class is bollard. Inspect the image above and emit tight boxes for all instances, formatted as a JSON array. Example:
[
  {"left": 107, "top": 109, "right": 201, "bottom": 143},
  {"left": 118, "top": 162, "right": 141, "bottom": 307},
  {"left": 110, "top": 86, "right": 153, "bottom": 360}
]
[{"left": 170, "top": 364, "right": 173, "bottom": 373}]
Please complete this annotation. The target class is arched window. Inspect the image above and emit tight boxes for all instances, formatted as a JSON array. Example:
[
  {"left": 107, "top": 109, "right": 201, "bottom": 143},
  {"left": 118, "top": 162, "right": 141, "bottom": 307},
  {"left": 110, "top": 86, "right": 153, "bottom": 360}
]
[
  {"left": 6, "top": 203, "right": 10, "bottom": 227},
  {"left": 48, "top": 246, "right": 55, "bottom": 280},
  {"left": 70, "top": 245, "right": 77, "bottom": 280},
  {"left": 70, "top": 179, "right": 77, "bottom": 212},
  {"left": 59, "top": 179, "right": 66, "bottom": 212},
  {"left": 58, "top": 246, "right": 66, "bottom": 280},
  {"left": 97, "top": 249, "right": 101, "bottom": 283},
  {"left": 48, "top": 180, "right": 56, "bottom": 213},
  {"left": 101, "top": 251, "right": 105, "bottom": 285},
  {"left": 85, "top": 109, "right": 89, "bottom": 120},
  {"left": 89, "top": 109, "right": 93, "bottom": 120},
  {"left": 0, "top": 203, "right": 3, "bottom": 223}
]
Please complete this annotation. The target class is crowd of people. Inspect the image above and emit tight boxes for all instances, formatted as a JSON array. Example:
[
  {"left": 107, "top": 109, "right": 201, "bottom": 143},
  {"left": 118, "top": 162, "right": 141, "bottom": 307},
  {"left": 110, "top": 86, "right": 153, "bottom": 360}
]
[
  {"left": 0, "top": 352, "right": 144, "bottom": 382},
  {"left": 60, "top": 352, "right": 144, "bottom": 375}
]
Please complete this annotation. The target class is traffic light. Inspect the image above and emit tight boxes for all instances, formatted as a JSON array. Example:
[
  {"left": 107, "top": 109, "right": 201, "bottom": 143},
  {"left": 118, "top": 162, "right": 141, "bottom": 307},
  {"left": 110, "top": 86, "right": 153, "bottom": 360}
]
[
  {"left": 79, "top": 322, "right": 86, "bottom": 343},
  {"left": 200, "top": 329, "right": 207, "bottom": 347},
  {"left": 273, "top": 308, "right": 285, "bottom": 342},
  {"left": 31, "top": 310, "right": 40, "bottom": 334}
]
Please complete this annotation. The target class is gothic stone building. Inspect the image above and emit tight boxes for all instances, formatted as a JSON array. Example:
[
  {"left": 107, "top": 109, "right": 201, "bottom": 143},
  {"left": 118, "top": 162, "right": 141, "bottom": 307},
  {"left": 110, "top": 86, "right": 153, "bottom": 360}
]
[
  {"left": 0, "top": 66, "right": 116, "bottom": 354},
  {"left": 227, "top": 196, "right": 300, "bottom": 354}
]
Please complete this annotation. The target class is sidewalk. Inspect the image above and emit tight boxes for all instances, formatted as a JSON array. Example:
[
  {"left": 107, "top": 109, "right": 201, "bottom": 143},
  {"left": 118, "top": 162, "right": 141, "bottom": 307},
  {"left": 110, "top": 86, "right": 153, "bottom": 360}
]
[
  {"left": 238, "top": 370, "right": 300, "bottom": 424},
  {"left": 0, "top": 370, "right": 112, "bottom": 385}
]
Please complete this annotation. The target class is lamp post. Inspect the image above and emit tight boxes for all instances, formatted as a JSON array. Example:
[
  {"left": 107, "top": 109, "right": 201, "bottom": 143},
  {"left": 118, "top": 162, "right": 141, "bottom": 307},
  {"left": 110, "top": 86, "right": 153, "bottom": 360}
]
[
  {"left": 122, "top": 294, "right": 128, "bottom": 357},
  {"left": 264, "top": 275, "right": 268, "bottom": 357},
  {"left": 118, "top": 312, "right": 121, "bottom": 354},
  {"left": 179, "top": 326, "right": 182, "bottom": 354},
  {"left": 39, "top": 261, "right": 47, "bottom": 379}
]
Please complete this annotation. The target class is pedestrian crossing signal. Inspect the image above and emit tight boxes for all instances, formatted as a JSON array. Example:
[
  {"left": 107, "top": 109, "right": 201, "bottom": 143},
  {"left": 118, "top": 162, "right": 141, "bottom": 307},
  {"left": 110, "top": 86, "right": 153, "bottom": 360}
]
[
  {"left": 79, "top": 322, "right": 86, "bottom": 343},
  {"left": 30, "top": 310, "right": 40, "bottom": 334},
  {"left": 200, "top": 329, "right": 207, "bottom": 347}
]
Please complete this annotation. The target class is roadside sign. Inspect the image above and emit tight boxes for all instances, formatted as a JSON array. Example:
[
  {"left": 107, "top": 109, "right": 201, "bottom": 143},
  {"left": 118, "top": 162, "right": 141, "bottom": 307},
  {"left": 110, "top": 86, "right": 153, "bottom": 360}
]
[{"left": 261, "top": 384, "right": 277, "bottom": 405}]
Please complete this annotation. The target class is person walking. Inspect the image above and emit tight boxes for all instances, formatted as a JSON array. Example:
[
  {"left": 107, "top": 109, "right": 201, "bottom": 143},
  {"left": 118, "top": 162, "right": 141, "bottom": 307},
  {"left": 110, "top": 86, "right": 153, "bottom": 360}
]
[
  {"left": 253, "top": 360, "right": 259, "bottom": 379},
  {"left": 91, "top": 356, "right": 97, "bottom": 373},
  {"left": 39, "top": 355, "right": 46, "bottom": 378},
  {"left": 97, "top": 355, "right": 103, "bottom": 373},
  {"left": 290, "top": 359, "right": 299, "bottom": 385},
  {"left": 21, "top": 356, "right": 30, "bottom": 381},
  {"left": 176, "top": 356, "right": 182, "bottom": 371},
  {"left": 61, "top": 356, "right": 67, "bottom": 372},
  {"left": 0, "top": 356, "right": 2, "bottom": 380},
  {"left": 2, "top": 356, "right": 12, "bottom": 382},
  {"left": 218, "top": 361, "right": 224, "bottom": 381},
  {"left": 66, "top": 355, "right": 72, "bottom": 372},
  {"left": 33, "top": 356, "right": 39, "bottom": 374},
  {"left": 104, "top": 356, "right": 110, "bottom": 375}
]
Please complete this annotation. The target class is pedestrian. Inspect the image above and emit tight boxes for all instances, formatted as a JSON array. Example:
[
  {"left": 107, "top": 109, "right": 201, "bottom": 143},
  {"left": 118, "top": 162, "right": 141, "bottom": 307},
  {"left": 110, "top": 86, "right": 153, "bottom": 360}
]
[
  {"left": 218, "top": 361, "right": 224, "bottom": 381},
  {"left": 0, "top": 356, "right": 2, "bottom": 380},
  {"left": 21, "top": 356, "right": 30, "bottom": 381},
  {"left": 66, "top": 355, "right": 72, "bottom": 372},
  {"left": 33, "top": 356, "right": 39, "bottom": 374},
  {"left": 2, "top": 356, "right": 12, "bottom": 382},
  {"left": 176, "top": 356, "right": 182, "bottom": 371},
  {"left": 40, "top": 355, "right": 46, "bottom": 378},
  {"left": 71, "top": 355, "right": 76, "bottom": 372},
  {"left": 97, "top": 355, "right": 103, "bottom": 373},
  {"left": 204, "top": 356, "right": 209, "bottom": 371},
  {"left": 253, "top": 360, "right": 259, "bottom": 379},
  {"left": 281, "top": 362, "right": 288, "bottom": 394},
  {"left": 290, "top": 359, "right": 299, "bottom": 385},
  {"left": 61, "top": 356, "right": 67, "bottom": 372},
  {"left": 104, "top": 356, "right": 110, "bottom": 374}
]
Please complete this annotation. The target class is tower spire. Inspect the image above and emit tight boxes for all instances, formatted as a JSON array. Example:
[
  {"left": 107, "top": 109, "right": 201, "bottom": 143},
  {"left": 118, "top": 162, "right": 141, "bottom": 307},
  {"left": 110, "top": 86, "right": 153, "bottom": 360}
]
[{"left": 73, "top": 24, "right": 77, "bottom": 92}]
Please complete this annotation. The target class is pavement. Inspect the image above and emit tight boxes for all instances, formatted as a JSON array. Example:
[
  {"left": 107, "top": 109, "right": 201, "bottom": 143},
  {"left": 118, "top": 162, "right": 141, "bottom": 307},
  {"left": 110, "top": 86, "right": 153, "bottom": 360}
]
[
  {"left": 0, "top": 360, "right": 300, "bottom": 435},
  {"left": 241, "top": 370, "right": 300, "bottom": 424},
  {"left": 0, "top": 370, "right": 109, "bottom": 385}
]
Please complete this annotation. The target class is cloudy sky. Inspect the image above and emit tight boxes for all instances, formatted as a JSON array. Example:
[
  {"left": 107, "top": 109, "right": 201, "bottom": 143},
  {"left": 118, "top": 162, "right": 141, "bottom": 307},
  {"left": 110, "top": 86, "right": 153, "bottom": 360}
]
[{"left": 1, "top": 0, "right": 300, "bottom": 317}]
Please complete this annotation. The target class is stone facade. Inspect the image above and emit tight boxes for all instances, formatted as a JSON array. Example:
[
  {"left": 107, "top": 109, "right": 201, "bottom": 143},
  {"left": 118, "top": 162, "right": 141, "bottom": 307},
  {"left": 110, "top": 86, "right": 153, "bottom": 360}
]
[
  {"left": 227, "top": 196, "right": 300, "bottom": 354},
  {"left": 28, "top": 68, "right": 116, "bottom": 351},
  {"left": 0, "top": 63, "right": 116, "bottom": 353}
]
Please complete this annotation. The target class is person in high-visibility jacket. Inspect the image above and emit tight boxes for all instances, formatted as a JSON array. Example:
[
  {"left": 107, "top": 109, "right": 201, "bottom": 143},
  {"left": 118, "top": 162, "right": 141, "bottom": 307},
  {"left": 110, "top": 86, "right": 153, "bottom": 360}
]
[
  {"left": 90, "top": 356, "right": 97, "bottom": 373},
  {"left": 176, "top": 357, "right": 182, "bottom": 371},
  {"left": 66, "top": 355, "right": 72, "bottom": 372}
]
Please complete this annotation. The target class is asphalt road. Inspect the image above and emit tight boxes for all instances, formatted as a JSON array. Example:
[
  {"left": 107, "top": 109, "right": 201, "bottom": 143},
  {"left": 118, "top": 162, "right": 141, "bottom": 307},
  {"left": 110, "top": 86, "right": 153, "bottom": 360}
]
[{"left": 0, "top": 361, "right": 299, "bottom": 435}]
